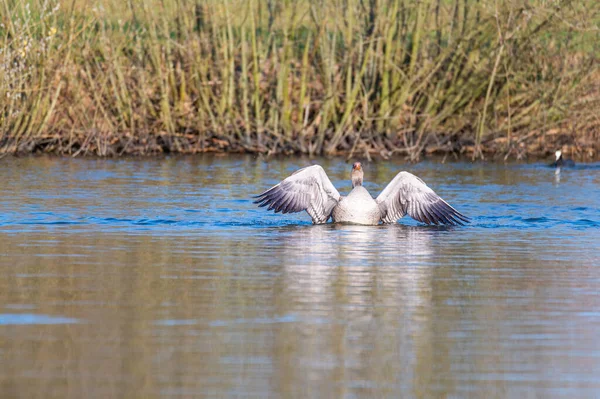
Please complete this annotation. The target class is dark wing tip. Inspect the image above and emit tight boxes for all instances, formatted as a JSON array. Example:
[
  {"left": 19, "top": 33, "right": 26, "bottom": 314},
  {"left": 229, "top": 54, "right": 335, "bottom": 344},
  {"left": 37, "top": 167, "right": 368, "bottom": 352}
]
[
  {"left": 444, "top": 208, "right": 470, "bottom": 226},
  {"left": 254, "top": 184, "right": 309, "bottom": 216},
  {"left": 253, "top": 192, "right": 270, "bottom": 203},
  {"left": 455, "top": 212, "right": 471, "bottom": 223},
  {"left": 419, "top": 199, "right": 470, "bottom": 226}
]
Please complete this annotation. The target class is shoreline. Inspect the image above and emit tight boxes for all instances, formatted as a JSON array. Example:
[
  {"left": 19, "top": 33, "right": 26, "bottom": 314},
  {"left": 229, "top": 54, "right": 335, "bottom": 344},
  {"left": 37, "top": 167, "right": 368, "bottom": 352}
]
[
  {"left": 1, "top": 129, "right": 597, "bottom": 162},
  {"left": 2, "top": 138, "right": 598, "bottom": 163}
]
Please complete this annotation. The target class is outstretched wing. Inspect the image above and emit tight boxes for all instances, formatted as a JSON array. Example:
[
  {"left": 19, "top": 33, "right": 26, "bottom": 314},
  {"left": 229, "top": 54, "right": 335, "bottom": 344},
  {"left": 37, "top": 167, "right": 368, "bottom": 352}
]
[
  {"left": 254, "top": 165, "right": 341, "bottom": 224},
  {"left": 376, "top": 171, "right": 469, "bottom": 226}
]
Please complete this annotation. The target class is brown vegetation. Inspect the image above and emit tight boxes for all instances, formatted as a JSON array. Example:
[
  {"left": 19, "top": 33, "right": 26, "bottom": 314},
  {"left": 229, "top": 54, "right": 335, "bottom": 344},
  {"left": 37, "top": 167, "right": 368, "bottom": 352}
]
[{"left": 1, "top": 0, "right": 599, "bottom": 160}]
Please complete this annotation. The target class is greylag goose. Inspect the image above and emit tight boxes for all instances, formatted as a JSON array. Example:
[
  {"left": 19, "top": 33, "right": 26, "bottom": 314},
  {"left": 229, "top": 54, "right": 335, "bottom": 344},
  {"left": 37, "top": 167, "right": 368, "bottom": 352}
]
[
  {"left": 255, "top": 162, "right": 469, "bottom": 226},
  {"left": 550, "top": 150, "right": 575, "bottom": 168}
]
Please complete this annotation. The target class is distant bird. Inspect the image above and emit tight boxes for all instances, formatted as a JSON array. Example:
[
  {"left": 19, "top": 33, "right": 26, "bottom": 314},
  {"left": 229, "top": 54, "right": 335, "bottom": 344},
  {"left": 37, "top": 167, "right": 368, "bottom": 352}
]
[
  {"left": 550, "top": 150, "right": 575, "bottom": 168},
  {"left": 254, "top": 162, "right": 469, "bottom": 226}
]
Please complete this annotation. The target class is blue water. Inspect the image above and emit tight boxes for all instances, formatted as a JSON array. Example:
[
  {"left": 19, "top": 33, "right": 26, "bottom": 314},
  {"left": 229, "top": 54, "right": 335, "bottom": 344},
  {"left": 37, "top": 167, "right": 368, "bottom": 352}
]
[
  {"left": 0, "top": 155, "right": 599, "bottom": 397},
  {"left": 0, "top": 313, "right": 80, "bottom": 325},
  {"left": 1, "top": 157, "right": 598, "bottom": 232}
]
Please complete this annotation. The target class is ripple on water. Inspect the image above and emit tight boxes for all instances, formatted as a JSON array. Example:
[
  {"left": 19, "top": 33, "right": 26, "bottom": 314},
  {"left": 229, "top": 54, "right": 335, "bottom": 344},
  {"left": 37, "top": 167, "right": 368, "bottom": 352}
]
[{"left": 0, "top": 313, "right": 80, "bottom": 325}]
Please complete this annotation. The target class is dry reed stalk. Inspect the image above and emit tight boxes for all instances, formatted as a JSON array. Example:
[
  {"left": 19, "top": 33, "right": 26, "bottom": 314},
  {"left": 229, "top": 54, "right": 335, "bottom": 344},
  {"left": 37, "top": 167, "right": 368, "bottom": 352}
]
[{"left": 0, "top": 0, "right": 597, "bottom": 159}]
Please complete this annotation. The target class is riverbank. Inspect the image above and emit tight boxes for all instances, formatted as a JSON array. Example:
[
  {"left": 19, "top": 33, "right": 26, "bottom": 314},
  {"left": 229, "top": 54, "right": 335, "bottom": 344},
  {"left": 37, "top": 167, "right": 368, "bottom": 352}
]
[{"left": 1, "top": 0, "right": 598, "bottom": 160}]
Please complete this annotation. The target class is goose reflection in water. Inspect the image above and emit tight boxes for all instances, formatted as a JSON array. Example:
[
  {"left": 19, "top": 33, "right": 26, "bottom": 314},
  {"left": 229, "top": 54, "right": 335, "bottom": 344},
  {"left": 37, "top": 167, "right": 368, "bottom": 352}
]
[
  {"left": 268, "top": 224, "right": 445, "bottom": 395},
  {"left": 277, "top": 223, "right": 438, "bottom": 265},
  {"left": 274, "top": 223, "right": 440, "bottom": 309}
]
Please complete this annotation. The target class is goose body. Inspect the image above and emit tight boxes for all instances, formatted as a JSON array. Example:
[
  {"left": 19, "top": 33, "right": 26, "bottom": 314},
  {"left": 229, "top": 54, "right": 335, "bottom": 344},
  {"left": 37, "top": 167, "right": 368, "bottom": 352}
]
[
  {"left": 255, "top": 162, "right": 469, "bottom": 226},
  {"left": 332, "top": 186, "right": 381, "bottom": 225},
  {"left": 550, "top": 150, "right": 575, "bottom": 168}
]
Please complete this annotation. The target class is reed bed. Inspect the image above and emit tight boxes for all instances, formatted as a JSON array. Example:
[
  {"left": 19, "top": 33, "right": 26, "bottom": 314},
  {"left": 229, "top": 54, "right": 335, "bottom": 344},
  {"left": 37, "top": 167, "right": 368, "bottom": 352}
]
[{"left": 1, "top": 0, "right": 599, "bottom": 160}]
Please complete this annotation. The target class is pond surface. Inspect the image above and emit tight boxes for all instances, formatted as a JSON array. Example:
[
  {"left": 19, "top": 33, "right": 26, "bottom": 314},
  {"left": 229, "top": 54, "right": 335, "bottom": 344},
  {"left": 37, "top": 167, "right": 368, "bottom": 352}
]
[{"left": 0, "top": 155, "right": 599, "bottom": 398}]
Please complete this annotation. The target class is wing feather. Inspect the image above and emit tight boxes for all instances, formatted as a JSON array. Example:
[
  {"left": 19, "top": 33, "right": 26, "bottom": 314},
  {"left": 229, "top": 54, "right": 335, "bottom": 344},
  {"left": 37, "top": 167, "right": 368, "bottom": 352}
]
[
  {"left": 254, "top": 165, "right": 341, "bottom": 224},
  {"left": 376, "top": 171, "right": 469, "bottom": 226},
  {"left": 418, "top": 202, "right": 434, "bottom": 225},
  {"left": 275, "top": 192, "right": 293, "bottom": 213},
  {"left": 281, "top": 193, "right": 297, "bottom": 214},
  {"left": 429, "top": 202, "right": 450, "bottom": 225}
]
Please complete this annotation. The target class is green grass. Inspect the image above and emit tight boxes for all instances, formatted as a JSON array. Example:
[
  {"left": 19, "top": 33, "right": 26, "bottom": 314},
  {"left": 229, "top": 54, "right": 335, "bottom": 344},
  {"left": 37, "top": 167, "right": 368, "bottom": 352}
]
[{"left": 1, "top": 0, "right": 599, "bottom": 159}]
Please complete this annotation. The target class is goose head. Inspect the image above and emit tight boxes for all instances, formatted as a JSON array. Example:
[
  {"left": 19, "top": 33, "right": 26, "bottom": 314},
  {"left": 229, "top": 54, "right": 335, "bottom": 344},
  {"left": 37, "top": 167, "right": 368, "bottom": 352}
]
[
  {"left": 351, "top": 162, "right": 363, "bottom": 187},
  {"left": 555, "top": 150, "right": 562, "bottom": 161}
]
